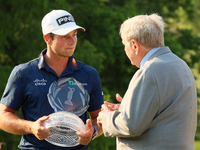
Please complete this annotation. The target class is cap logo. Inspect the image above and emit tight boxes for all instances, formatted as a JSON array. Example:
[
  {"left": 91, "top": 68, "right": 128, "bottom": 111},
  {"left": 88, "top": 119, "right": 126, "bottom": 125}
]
[{"left": 56, "top": 15, "right": 74, "bottom": 26}]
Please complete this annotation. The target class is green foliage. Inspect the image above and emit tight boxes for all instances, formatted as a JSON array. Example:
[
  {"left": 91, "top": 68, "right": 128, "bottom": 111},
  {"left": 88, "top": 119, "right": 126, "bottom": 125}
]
[
  {"left": 0, "top": 130, "right": 21, "bottom": 150},
  {"left": 195, "top": 141, "right": 200, "bottom": 150},
  {"left": 0, "top": 0, "right": 200, "bottom": 149},
  {"left": 75, "top": 39, "right": 105, "bottom": 73},
  {"left": 0, "top": 66, "right": 12, "bottom": 94},
  {"left": 89, "top": 135, "right": 116, "bottom": 150}
]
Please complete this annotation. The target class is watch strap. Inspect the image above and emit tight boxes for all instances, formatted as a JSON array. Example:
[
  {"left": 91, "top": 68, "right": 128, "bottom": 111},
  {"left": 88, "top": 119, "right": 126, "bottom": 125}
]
[{"left": 92, "top": 125, "right": 98, "bottom": 140}]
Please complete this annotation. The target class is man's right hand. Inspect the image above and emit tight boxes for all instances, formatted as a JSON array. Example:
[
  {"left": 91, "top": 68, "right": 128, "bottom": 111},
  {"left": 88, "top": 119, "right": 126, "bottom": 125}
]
[
  {"left": 31, "top": 116, "right": 50, "bottom": 140},
  {"left": 0, "top": 104, "right": 50, "bottom": 140}
]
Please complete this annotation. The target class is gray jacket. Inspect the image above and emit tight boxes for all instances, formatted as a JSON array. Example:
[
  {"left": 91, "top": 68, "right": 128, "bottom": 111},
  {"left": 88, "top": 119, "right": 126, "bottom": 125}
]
[{"left": 102, "top": 47, "right": 197, "bottom": 150}]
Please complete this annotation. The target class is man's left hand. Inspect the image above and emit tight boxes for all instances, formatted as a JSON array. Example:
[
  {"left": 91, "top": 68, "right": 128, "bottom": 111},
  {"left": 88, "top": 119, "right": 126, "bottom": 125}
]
[{"left": 76, "top": 119, "right": 94, "bottom": 145}]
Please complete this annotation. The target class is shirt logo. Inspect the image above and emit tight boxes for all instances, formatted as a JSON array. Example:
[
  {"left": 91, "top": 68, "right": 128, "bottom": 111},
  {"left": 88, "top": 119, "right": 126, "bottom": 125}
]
[
  {"left": 72, "top": 58, "right": 77, "bottom": 67},
  {"left": 34, "top": 79, "right": 47, "bottom": 86},
  {"left": 56, "top": 15, "right": 74, "bottom": 26},
  {"left": 68, "top": 80, "right": 87, "bottom": 86}
]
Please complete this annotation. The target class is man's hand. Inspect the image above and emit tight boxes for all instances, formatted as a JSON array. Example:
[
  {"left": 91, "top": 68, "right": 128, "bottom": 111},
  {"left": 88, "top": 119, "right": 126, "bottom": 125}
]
[
  {"left": 0, "top": 142, "right": 6, "bottom": 150},
  {"left": 31, "top": 116, "right": 50, "bottom": 140},
  {"left": 76, "top": 119, "right": 94, "bottom": 145},
  {"left": 97, "top": 104, "right": 111, "bottom": 128},
  {"left": 0, "top": 104, "right": 50, "bottom": 140},
  {"left": 97, "top": 93, "right": 123, "bottom": 128},
  {"left": 104, "top": 93, "right": 122, "bottom": 111}
]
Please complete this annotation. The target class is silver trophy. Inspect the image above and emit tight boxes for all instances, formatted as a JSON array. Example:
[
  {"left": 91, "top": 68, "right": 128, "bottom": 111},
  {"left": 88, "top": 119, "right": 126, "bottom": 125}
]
[{"left": 44, "top": 77, "right": 90, "bottom": 147}]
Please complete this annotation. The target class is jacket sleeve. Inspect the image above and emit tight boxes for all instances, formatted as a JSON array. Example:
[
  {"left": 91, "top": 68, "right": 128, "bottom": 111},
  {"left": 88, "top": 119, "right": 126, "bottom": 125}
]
[{"left": 102, "top": 69, "right": 159, "bottom": 137}]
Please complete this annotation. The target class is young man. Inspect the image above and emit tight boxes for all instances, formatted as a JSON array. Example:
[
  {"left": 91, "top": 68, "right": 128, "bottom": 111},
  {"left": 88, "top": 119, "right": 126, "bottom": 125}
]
[
  {"left": 97, "top": 13, "right": 197, "bottom": 150},
  {"left": 0, "top": 10, "right": 103, "bottom": 150}
]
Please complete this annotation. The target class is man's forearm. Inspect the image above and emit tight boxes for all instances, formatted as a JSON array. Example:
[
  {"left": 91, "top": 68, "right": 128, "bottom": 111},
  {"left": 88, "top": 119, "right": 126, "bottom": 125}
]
[{"left": 0, "top": 111, "right": 33, "bottom": 135}]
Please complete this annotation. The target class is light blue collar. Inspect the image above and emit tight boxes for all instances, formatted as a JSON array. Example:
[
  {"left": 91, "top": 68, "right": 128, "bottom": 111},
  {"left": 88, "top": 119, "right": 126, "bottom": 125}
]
[{"left": 140, "top": 47, "right": 162, "bottom": 68}]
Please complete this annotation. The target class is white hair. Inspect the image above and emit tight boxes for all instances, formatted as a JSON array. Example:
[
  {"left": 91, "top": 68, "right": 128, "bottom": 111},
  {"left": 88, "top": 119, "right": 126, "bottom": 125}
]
[{"left": 120, "top": 13, "right": 165, "bottom": 48}]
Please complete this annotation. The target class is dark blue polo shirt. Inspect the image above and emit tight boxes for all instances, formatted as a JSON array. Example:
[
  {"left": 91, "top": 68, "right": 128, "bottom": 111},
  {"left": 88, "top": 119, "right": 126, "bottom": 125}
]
[{"left": 1, "top": 49, "right": 104, "bottom": 150}]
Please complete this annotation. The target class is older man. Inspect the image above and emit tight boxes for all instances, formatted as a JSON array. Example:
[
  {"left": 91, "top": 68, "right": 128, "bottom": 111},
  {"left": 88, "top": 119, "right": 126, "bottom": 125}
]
[{"left": 97, "top": 13, "right": 197, "bottom": 150}]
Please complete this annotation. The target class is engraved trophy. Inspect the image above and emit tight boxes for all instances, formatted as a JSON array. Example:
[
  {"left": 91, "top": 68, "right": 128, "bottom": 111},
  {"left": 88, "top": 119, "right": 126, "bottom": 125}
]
[{"left": 43, "top": 77, "right": 90, "bottom": 147}]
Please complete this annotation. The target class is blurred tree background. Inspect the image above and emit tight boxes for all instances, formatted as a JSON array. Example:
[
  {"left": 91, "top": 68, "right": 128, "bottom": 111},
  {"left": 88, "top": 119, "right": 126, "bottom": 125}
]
[{"left": 0, "top": 0, "right": 200, "bottom": 149}]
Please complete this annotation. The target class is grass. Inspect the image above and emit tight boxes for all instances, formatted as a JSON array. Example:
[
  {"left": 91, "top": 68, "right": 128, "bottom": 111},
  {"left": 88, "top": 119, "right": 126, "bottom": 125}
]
[{"left": 195, "top": 141, "right": 200, "bottom": 150}]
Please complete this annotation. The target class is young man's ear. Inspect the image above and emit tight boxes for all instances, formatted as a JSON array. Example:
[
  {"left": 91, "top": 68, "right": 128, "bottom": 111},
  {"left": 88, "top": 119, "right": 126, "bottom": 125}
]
[
  {"left": 43, "top": 34, "right": 52, "bottom": 45},
  {"left": 131, "top": 39, "right": 140, "bottom": 55}
]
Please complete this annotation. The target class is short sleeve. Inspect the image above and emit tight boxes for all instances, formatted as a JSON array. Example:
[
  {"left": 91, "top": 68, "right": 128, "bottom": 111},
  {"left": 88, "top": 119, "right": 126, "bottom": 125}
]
[{"left": 1, "top": 66, "right": 25, "bottom": 111}]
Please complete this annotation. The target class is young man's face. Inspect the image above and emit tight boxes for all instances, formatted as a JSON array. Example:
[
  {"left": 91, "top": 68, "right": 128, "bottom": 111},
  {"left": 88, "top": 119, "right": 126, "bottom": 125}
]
[{"left": 50, "top": 30, "right": 77, "bottom": 58}]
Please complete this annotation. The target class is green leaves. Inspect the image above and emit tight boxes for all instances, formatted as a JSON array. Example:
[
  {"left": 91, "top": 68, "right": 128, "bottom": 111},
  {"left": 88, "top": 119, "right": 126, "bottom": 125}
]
[
  {"left": 75, "top": 39, "right": 105, "bottom": 73},
  {"left": 0, "top": 0, "right": 200, "bottom": 149}
]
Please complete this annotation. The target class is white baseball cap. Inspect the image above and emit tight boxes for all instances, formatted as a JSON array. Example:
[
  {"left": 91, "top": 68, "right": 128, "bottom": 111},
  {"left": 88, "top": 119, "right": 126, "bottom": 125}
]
[{"left": 42, "top": 10, "right": 85, "bottom": 35}]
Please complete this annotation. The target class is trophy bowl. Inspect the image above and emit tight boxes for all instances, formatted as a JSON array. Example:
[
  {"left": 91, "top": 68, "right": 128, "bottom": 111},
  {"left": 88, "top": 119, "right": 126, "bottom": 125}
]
[{"left": 43, "top": 111, "right": 85, "bottom": 147}]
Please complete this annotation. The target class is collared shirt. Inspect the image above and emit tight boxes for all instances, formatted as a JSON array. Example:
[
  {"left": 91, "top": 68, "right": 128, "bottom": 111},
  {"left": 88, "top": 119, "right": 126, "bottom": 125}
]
[
  {"left": 1, "top": 49, "right": 104, "bottom": 150},
  {"left": 140, "top": 47, "right": 162, "bottom": 68}
]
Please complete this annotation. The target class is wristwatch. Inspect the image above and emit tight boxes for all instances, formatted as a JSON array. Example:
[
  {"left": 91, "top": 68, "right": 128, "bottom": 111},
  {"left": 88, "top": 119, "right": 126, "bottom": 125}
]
[{"left": 92, "top": 125, "right": 98, "bottom": 140}]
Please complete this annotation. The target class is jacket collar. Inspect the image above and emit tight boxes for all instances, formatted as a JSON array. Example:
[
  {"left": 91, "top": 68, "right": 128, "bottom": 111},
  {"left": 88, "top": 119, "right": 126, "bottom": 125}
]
[{"left": 147, "top": 46, "right": 171, "bottom": 61}]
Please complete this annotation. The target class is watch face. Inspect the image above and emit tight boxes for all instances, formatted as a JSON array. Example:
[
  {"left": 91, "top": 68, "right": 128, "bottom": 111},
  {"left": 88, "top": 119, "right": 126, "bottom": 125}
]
[{"left": 47, "top": 77, "right": 90, "bottom": 116}]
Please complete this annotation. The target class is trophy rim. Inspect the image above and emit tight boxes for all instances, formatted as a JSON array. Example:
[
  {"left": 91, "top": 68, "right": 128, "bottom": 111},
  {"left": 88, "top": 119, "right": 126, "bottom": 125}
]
[{"left": 44, "top": 111, "right": 85, "bottom": 147}]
